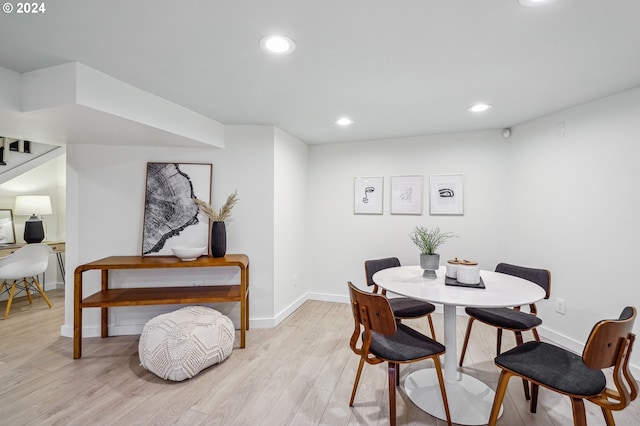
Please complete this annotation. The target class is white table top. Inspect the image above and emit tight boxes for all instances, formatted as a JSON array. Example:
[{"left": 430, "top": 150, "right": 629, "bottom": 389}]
[{"left": 372, "top": 265, "right": 546, "bottom": 308}]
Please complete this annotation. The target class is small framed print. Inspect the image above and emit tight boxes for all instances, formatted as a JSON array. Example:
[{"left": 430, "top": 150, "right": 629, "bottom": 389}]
[
  {"left": 391, "top": 175, "right": 423, "bottom": 215},
  {"left": 0, "top": 209, "right": 16, "bottom": 244},
  {"left": 354, "top": 177, "right": 383, "bottom": 214},
  {"left": 430, "top": 174, "right": 464, "bottom": 215}
]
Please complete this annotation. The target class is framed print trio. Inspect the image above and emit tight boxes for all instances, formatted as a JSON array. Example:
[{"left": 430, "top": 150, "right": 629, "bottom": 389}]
[{"left": 354, "top": 173, "right": 464, "bottom": 215}]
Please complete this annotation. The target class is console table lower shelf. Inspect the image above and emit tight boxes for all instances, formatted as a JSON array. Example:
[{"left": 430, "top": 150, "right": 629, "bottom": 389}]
[{"left": 73, "top": 254, "right": 249, "bottom": 359}]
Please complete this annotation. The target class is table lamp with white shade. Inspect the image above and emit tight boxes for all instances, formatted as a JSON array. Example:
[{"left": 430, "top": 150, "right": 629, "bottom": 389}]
[{"left": 14, "top": 195, "right": 52, "bottom": 243}]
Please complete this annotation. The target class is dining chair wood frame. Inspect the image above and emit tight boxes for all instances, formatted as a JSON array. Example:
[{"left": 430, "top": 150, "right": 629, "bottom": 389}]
[
  {"left": 488, "top": 306, "right": 637, "bottom": 426},
  {"left": 365, "top": 257, "right": 437, "bottom": 339},
  {"left": 347, "top": 281, "right": 452, "bottom": 426}
]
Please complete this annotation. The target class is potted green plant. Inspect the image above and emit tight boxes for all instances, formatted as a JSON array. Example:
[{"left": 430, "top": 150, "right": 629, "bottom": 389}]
[{"left": 410, "top": 226, "right": 456, "bottom": 278}]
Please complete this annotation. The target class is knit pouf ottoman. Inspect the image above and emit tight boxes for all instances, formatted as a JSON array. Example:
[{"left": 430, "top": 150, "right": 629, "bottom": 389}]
[{"left": 139, "top": 306, "right": 235, "bottom": 381}]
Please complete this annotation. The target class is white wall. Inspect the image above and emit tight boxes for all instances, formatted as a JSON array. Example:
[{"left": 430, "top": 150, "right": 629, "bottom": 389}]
[
  {"left": 62, "top": 125, "right": 276, "bottom": 337},
  {"left": 307, "top": 131, "right": 510, "bottom": 301},
  {"left": 507, "top": 87, "right": 640, "bottom": 369},
  {"left": 274, "top": 128, "right": 309, "bottom": 321}
]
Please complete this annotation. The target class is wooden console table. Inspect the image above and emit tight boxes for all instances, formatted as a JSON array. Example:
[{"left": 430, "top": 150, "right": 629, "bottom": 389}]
[{"left": 73, "top": 254, "right": 249, "bottom": 359}]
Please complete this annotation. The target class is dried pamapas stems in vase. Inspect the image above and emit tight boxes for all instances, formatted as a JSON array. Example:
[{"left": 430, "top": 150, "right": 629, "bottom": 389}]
[
  {"left": 193, "top": 190, "right": 239, "bottom": 222},
  {"left": 193, "top": 190, "right": 239, "bottom": 257}
]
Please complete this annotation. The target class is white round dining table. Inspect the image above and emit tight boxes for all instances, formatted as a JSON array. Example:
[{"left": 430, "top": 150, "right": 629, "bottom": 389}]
[{"left": 372, "top": 265, "right": 546, "bottom": 426}]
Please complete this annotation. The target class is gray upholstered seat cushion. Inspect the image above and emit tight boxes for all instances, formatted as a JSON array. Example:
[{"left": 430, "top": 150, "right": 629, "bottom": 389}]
[
  {"left": 367, "top": 323, "right": 445, "bottom": 361},
  {"left": 495, "top": 341, "right": 606, "bottom": 396},
  {"left": 389, "top": 297, "right": 436, "bottom": 318},
  {"left": 465, "top": 307, "right": 542, "bottom": 330}
]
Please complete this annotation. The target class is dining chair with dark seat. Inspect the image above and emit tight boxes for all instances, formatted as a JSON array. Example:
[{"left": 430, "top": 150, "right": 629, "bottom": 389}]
[
  {"left": 459, "top": 262, "right": 551, "bottom": 367},
  {"left": 488, "top": 306, "right": 637, "bottom": 426},
  {"left": 347, "top": 281, "right": 452, "bottom": 426},
  {"left": 365, "top": 257, "right": 437, "bottom": 339}
]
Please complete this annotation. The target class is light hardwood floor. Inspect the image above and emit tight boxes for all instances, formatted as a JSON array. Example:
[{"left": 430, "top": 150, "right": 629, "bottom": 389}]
[{"left": 1, "top": 290, "right": 638, "bottom": 425}]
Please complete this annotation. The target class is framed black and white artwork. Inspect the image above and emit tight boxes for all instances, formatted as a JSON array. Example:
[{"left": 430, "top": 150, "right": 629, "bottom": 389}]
[
  {"left": 354, "top": 176, "right": 383, "bottom": 214},
  {"left": 430, "top": 173, "right": 464, "bottom": 215},
  {"left": 0, "top": 209, "right": 16, "bottom": 244},
  {"left": 142, "top": 162, "right": 212, "bottom": 255},
  {"left": 391, "top": 175, "right": 423, "bottom": 215}
]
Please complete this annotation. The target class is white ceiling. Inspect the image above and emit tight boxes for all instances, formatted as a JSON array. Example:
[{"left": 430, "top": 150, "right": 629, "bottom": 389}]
[{"left": 1, "top": 0, "right": 639, "bottom": 145}]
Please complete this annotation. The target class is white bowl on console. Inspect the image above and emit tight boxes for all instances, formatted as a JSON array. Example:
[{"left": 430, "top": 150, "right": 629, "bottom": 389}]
[{"left": 171, "top": 246, "right": 206, "bottom": 261}]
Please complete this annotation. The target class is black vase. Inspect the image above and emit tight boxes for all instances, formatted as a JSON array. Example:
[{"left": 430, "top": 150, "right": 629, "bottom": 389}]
[{"left": 211, "top": 221, "right": 227, "bottom": 258}]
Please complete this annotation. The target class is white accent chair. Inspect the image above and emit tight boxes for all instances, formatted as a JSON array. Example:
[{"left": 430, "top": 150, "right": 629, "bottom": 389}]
[{"left": 0, "top": 243, "right": 53, "bottom": 319}]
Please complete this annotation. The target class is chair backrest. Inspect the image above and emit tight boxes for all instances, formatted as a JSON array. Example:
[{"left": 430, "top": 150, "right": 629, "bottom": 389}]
[
  {"left": 583, "top": 306, "right": 636, "bottom": 369},
  {"left": 582, "top": 306, "right": 637, "bottom": 409},
  {"left": 495, "top": 263, "right": 551, "bottom": 299},
  {"left": 348, "top": 281, "right": 397, "bottom": 339},
  {"left": 364, "top": 257, "right": 400, "bottom": 288},
  {"left": 0, "top": 243, "right": 53, "bottom": 279}
]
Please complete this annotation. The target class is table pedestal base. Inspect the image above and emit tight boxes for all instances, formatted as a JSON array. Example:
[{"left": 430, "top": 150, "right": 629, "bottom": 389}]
[{"left": 404, "top": 368, "right": 503, "bottom": 425}]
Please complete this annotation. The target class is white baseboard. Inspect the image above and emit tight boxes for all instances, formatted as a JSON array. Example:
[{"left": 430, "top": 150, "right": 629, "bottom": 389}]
[
  {"left": 45, "top": 281, "right": 62, "bottom": 292},
  {"left": 306, "top": 291, "right": 349, "bottom": 304},
  {"left": 60, "top": 323, "right": 143, "bottom": 338},
  {"left": 60, "top": 324, "right": 73, "bottom": 338}
]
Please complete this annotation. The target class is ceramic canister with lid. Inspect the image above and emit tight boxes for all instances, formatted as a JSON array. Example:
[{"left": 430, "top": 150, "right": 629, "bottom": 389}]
[
  {"left": 446, "top": 258, "right": 460, "bottom": 278},
  {"left": 456, "top": 260, "right": 480, "bottom": 284}
]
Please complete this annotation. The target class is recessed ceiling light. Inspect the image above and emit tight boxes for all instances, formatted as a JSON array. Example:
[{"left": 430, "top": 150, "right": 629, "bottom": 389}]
[
  {"left": 518, "top": 0, "right": 556, "bottom": 6},
  {"left": 335, "top": 117, "right": 353, "bottom": 126},
  {"left": 259, "top": 35, "right": 296, "bottom": 55},
  {"left": 467, "top": 103, "right": 493, "bottom": 113}
]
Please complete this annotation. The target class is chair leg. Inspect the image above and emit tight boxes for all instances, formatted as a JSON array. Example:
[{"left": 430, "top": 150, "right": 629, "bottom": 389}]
[
  {"left": 4, "top": 281, "right": 17, "bottom": 319},
  {"left": 350, "top": 357, "right": 366, "bottom": 406},
  {"left": 459, "top": 317, "right": 475, "bottom": 366},
  {"left": 570, "top": 397, "right": 587, "bottom": 426},
  {"left": 24, "top": 278, "right": 33, "bottom": 304},
  {"left": 521, "top": 379, "right": 531, "bottom": 401},
  {"left": 600, "top": 407, "right": 615, "bottom": 426},
  {"left": 31, "top": 277, "right": 52, "bottom": 308},
  {"left": 388, "top": 362, "right": 397, "bottom": 426},
  {"left": 496, "top": 328, "right": 503, "bottom": 355},
  {"left": 489, "top": 370, "right": 512, "bottom": 426},
  {"left": 530, "top": 383, "right": 539, "bottom": 412},
  {"left": 427, "top": 314, "right": 437, "bottom": 340},
  {"left": 432, "top": 356, "right": 452, "bottom": 426}
]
